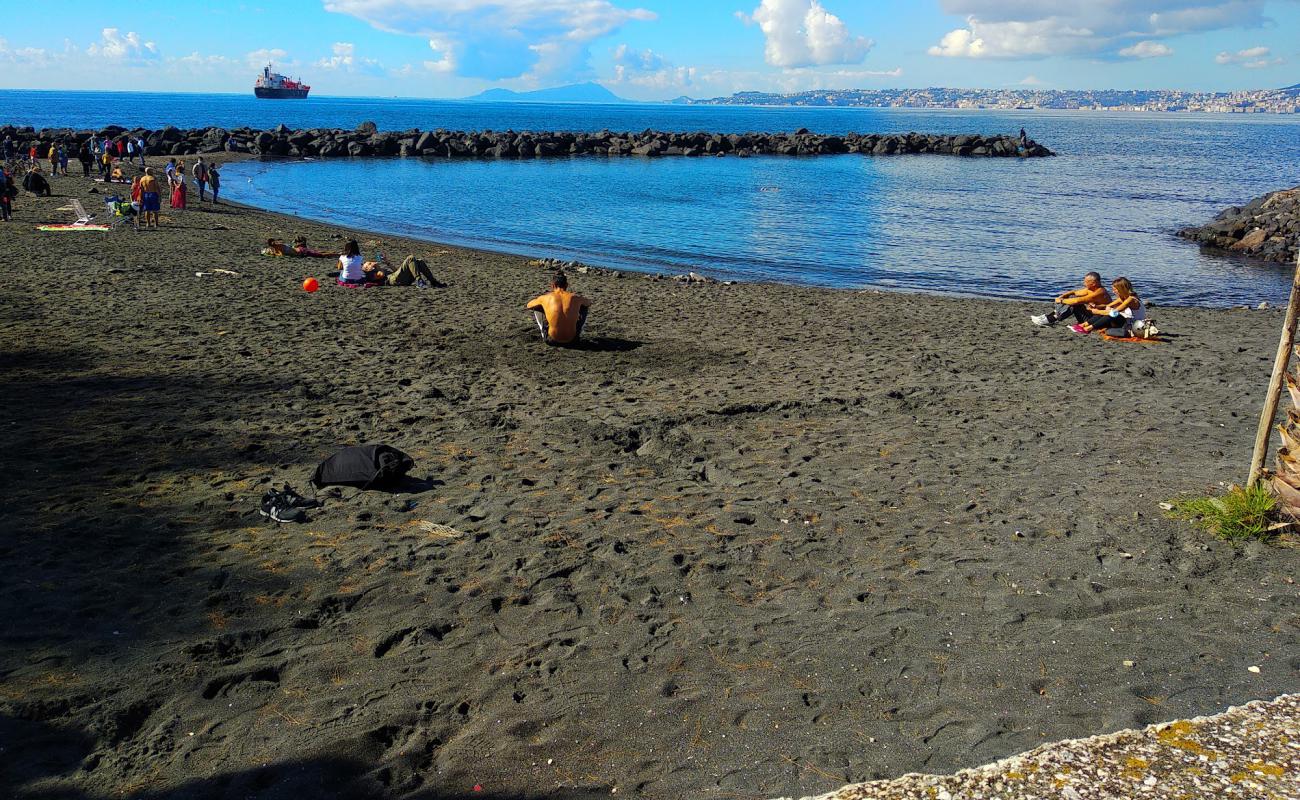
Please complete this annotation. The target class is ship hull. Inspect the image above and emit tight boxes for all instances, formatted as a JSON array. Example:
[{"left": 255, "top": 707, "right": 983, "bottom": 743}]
[{"left": 254, "top": 87, "right": 310, "bottom": 99}]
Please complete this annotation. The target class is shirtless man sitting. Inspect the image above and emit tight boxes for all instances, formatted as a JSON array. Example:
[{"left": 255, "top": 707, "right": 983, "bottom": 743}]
[
  {"left": 527, "top": 272, "right": 590, "bottom": 346},
  {"left": 1032, "top": 272, "right": 1111, "bottom": 327}
]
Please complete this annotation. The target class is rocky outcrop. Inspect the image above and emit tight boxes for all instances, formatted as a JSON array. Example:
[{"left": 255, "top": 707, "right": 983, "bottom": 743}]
[
  {"left": 1178, "top": 186, "right": 1300, "bottom": 263},
  {"left": 0, "top": 124, "right": 1055, "bottom": 161}
]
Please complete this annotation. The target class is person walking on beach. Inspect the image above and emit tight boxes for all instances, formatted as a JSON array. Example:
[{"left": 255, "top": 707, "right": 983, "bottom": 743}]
[
  {"left": 193, "top": 157, "right": 209, "bottom": 202},
  {"left": 0, "top": 166, "right": 15, "bottom": 222},
  {"left": 527, "top": 272, "right": 591, "bottom": 346},
  {"left": 47, "top": 143, "right": 59, "bottom": 177},
  {"left": 2, "top": 136, "right": 12, "bottom": 162},
  {"left": 126, "top": 137, "right": 135, "bottom": 166},
  {"left": 78, "top": 141, "right": 93, "bottom": 177},
  {"left": 136, "top": 136, "right": 147, "bottom": 167},
  {"left": 138, "top": 167, "right": 162, "bottom": 229},
  {"left": 59, "top": 143, "right": 69, "bottom": 176},
  {"left": 28, "top": 144, "right": 38, "bottom": 166},
  {"left": 208, "top": 163, "right": 221, "bottom": 204},
  {"left": 1031, "top": 272, "right": 1111, "bottom": 327}
]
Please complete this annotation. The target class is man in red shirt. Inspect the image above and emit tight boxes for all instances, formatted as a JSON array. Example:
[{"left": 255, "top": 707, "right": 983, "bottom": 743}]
[{"left": 527, "top": 272, "right": 591, "bottom": 346}]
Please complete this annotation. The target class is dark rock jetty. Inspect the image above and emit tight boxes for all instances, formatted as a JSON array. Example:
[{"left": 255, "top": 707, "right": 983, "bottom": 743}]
[
  {"left": 1178, "top": 186, "right": 1299, "bottom": 263},
  {"left": 1, "top": 122, "right": 1054, "bottom": 160}
]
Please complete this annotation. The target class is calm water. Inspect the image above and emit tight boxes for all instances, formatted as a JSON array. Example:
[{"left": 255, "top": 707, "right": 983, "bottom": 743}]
[{"left": 6, "top": 90, "right": 1298, "bottom": 306}]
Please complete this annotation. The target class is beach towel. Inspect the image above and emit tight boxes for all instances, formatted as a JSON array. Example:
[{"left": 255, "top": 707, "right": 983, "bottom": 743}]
[
  {"left": 310, "top": 444, "right": 415, "bottom": 490},
  {"left": 37, "top": 224, "right": 111, "bottom": 232},
  {"left": 1100, "top": 333, "right": 1167, "bottom": 344}
]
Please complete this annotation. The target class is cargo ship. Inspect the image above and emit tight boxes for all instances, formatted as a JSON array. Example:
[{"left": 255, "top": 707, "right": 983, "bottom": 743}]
[{"left": 254, "top": 64, "right": 310, "bottom": 99}]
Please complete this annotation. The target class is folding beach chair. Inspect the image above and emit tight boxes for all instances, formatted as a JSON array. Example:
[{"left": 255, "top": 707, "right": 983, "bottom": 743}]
[{"left": 70, "top": 199, "right": 95, "bottom": 226}]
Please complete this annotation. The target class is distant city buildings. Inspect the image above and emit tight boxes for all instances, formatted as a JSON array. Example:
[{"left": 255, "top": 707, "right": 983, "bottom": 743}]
[{"left": 688, "top": 85, "right": 1300, "bottom": 114}]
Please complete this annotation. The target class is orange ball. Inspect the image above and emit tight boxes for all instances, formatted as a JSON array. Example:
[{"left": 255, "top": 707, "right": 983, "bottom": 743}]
[{"left": 302, "top": 277, "right": 320, "bottom": 293}]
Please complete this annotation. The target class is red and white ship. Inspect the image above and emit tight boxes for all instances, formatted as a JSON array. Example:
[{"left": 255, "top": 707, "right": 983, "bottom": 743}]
[{"left": 254, "top": 64, "right": 310, "bottom": 99}]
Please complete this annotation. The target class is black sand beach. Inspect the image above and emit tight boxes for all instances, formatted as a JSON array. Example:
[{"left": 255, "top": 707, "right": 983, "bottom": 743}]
[{"left": 0, "top": 167, "right": 1296, "bottom": 800}]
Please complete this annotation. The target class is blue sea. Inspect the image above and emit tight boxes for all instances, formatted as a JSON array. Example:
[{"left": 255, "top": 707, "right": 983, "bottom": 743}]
[{"left": 5, "top": 89, "right": 1299, "bottom": 307}]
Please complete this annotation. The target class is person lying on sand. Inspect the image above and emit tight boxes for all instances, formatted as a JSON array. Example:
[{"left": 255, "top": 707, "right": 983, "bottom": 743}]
[
  {"left": 385, "top": 255, "right": 440, "bottom": 287},
  {"left": 337, "top": 239, "right": 388, "bottom": 285},
  {"left": 262, "top": 238, "right": 296, "bottom": 257},
  {"left": 292, "top": 236, "right": 339, "bottom": 258},
  {"left": 1072, "top": 277, "right": 1146, "bottom": 336},
  {"left": 527, "top": 272, "right": 590, "bottom": 346},
  {"left": 1032, "top": 272, "right": 1111, "bottom": 327}
]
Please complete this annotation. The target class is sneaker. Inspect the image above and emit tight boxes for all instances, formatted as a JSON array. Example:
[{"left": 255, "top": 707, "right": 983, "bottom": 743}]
[
  {"left": 1031, "top": 314, "right": 1050, "bottom": 327},
  {"left": 280, "top": 484, "right": 322, "bottom": 509},
  {"left": 1070, "top": 324, "right": 1089, "bottom": 334},
  {"left": 259, "top": 489, "right": 306, "bottom": 523}
]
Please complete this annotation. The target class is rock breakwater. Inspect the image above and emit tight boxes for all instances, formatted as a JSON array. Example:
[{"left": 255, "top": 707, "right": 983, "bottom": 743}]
[
  {"left": 1178, "top": 186, "right": 1300, "bottom": 263},
  {"left": 1, "top": 123, "right": 1054, "bottom": 160}
]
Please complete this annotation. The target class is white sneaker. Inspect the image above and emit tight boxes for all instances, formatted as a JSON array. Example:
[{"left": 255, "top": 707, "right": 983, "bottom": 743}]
[{"left": 1031, "top": 314, "right": 1050, "bottom": 327}]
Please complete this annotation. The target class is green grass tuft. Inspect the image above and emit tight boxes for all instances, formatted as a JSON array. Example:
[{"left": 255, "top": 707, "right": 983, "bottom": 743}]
[{"left": 1168, "top": 484, "right": 1279, "bottom": 542}]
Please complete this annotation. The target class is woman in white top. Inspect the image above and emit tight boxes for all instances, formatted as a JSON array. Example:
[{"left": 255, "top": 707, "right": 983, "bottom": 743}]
[
  {"left": 1073, "top": 277, "right": 1145, "bottom": 335},
  {"left": 337, "top": 239, "right": 387, "bottom": 285}
]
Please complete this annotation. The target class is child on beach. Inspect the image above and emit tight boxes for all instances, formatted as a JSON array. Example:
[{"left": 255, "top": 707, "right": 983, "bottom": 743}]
[
  {"left": 1032, "top": 272, "right": 1111, "bottom": 327},
  {"left": 527, "top": 272, "right": 591, "bottom": 346},
  {"left": 1071, "top": 278, "right": 1147, "bottom": 336}
]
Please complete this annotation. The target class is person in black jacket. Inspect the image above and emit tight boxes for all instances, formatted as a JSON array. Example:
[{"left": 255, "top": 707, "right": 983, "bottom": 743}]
[
  {"left": 78, "top": 142, "right": 94, "bottom": 177},
  {"left": 23, "top": 167, "right": 51, "bottom": 197},
  {"left": 0, "top": 166, "right": 15, "bottom": 221}
]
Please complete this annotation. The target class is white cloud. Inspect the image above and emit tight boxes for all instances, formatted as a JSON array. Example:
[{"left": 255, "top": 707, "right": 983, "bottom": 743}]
[
  {"left": 743, "top": 0, "right": 873, "bottom": 68},
  {"left": 315, "top": 41, "right": 385, "bottom": 74},
  {"left": 1018, "top": 74, "right": 1044, "bottom": 85},
  {"left": 1216, "top": 45, "right": 1284, "bottom": 68},
  {"left": 322, "top": 0, "right": 655, "bottom": 80},
  {"left": 1118, "top": 41, "right": 1173, "bottom": 59},
  {"left": 929, "top": 1, "right": 1273, "bottom": 60},
  {"left": 246, "top": 48, "right": 289, "bottom": 70},
  {"left": 610, "top": 45, "right": 696, "bottom": 89},
  {"left": 0, "top": 37, "right": 50, "bottom": 66},
  {"left": 86, "top": 28, "right": 159, "bottom": 61}
]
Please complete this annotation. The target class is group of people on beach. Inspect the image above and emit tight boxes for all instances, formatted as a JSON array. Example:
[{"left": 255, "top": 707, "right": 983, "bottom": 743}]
[
  {"left": 1032, "top": 272, "right": 1149, "bottom": 337},
  {"left": 285, "top": 235, "right": 590, "bottom": 345}
]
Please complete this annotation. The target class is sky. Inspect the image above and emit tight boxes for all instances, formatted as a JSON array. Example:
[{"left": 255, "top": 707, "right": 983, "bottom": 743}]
[{"left": 0, "top": 0, "right": 1297, "bottom": 100}]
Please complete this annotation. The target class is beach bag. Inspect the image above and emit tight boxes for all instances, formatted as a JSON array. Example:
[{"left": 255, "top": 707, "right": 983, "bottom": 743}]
[
  {"left": 1133, "top": 319, "right": 1160, "bottom": 340},
  {"left": 310, "top": 444, "right": 414, "bottom": 489}
]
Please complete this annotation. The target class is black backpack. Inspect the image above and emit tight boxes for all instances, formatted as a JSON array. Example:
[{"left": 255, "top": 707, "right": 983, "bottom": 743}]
[{"left": 310, "top": 444, "right": 414, "bottom": 489}]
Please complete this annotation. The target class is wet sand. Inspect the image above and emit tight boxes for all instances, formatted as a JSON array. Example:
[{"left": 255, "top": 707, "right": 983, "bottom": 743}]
[{"left": 0, "top": 162, "right": 1296, "bottom": 800}]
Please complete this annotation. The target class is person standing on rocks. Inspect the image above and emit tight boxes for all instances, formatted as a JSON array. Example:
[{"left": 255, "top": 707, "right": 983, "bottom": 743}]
[
  {"left": 527, "top": 272, "right": 591, "bottom": 346},
  {"left": 2, "top": 136, "right": 12, "bottom": 162},
  {"left": 1031, "top": 272, "right": 1111, "bottom": 327}
]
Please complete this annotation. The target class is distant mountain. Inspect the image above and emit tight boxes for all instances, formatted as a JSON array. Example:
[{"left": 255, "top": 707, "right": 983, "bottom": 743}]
[{"left": 462, "top": 83, "right": 631, "bottom": 104}]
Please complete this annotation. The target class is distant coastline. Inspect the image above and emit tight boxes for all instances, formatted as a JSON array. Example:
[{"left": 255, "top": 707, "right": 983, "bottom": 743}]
[{"left": 684, "top": 85, "right": 1300, "bottom": 114}]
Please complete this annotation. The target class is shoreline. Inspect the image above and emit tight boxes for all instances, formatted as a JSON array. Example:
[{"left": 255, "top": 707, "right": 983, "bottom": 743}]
[{"left": 1, "top": 162, "right": 1297, "bottom": 800}]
